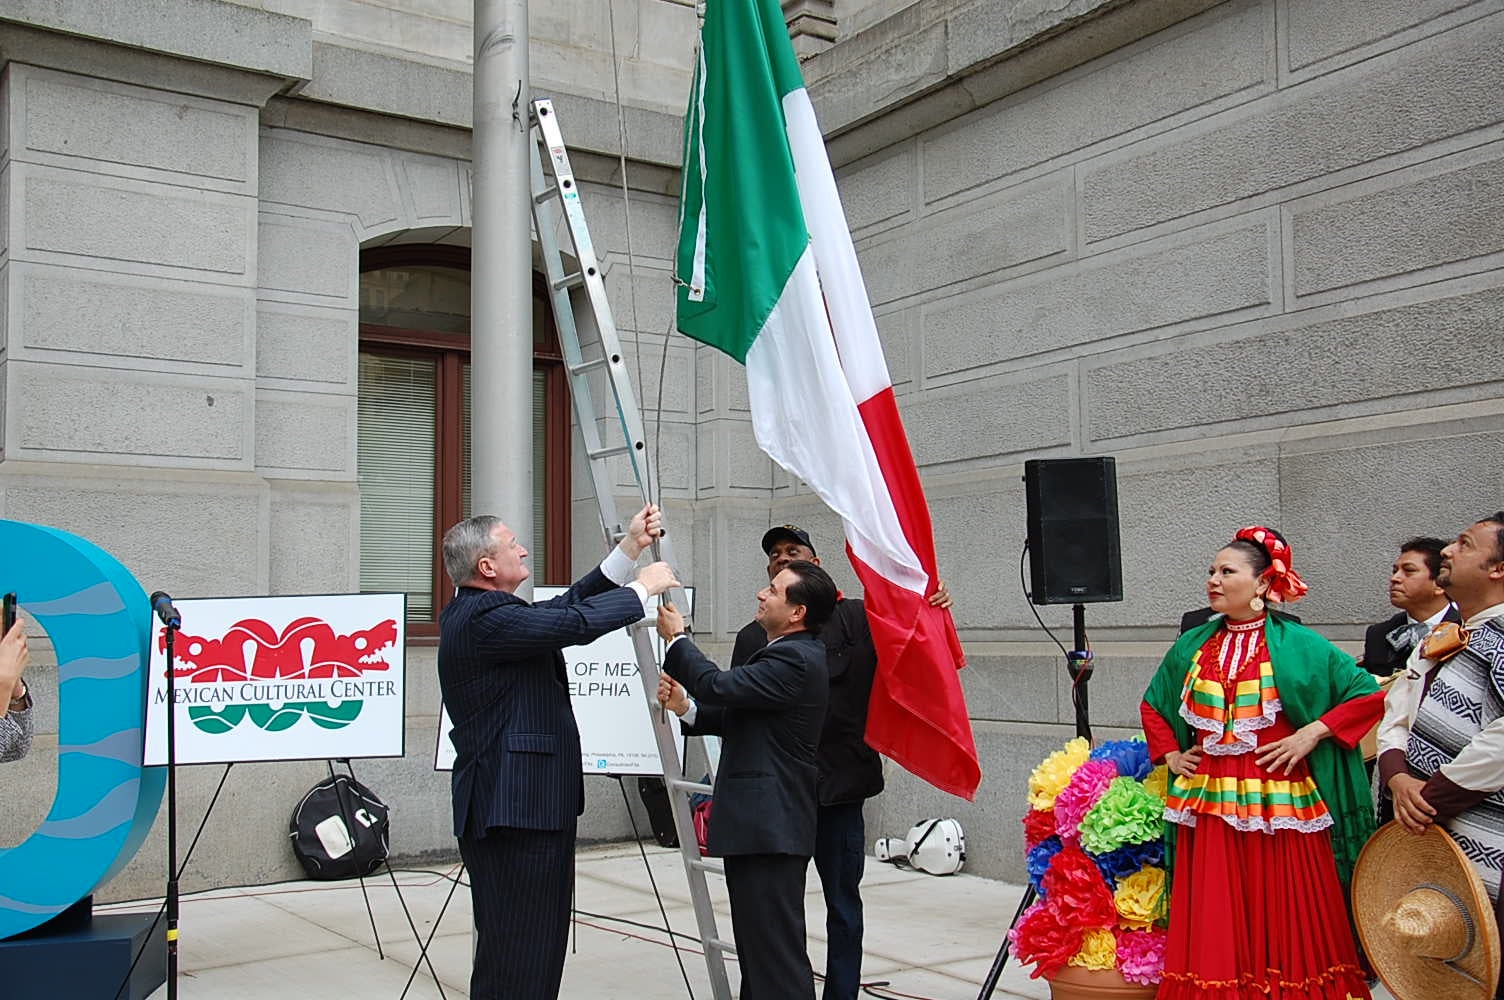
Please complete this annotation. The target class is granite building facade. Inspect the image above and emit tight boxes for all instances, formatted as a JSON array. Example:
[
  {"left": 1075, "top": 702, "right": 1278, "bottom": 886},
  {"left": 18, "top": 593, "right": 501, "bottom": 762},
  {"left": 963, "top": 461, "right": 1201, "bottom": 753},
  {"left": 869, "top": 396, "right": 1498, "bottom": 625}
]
[{"left": 1, "top": 0, "right": 1501, "bottom": 896}]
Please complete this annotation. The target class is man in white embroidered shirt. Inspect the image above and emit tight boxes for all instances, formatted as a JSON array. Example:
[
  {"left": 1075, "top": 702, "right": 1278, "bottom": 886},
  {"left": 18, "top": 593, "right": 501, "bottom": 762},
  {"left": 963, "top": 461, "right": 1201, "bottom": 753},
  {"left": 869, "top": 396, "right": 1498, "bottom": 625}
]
[{"left": 1376, "top": 512, "right": 1504, "bottom": 965}]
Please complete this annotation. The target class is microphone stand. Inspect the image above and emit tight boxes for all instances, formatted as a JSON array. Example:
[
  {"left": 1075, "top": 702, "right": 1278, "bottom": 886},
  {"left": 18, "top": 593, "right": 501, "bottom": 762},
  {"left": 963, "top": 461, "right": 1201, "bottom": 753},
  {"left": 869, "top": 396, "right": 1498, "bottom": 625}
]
[
  {"left": 163, "top": 616, "right": 181, "bottom": 1000},
  {"left": 976, "top": 603, "right": 1093, "bottom": 1000}
]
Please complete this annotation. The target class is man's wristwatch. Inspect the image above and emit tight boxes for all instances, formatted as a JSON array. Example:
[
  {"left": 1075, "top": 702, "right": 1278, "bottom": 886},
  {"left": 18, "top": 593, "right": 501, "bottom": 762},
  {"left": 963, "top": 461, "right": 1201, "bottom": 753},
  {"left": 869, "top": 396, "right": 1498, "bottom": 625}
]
[{"left": 9, "top": 680, "right": 30, "bottom": 712}]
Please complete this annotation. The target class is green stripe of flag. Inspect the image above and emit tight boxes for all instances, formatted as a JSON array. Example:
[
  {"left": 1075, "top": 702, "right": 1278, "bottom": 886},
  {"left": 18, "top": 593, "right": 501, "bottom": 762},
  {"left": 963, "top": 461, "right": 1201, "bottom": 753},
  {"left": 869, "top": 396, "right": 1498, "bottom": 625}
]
[{"left": 674, "top": 0, "right": 813, "bottom": 363}]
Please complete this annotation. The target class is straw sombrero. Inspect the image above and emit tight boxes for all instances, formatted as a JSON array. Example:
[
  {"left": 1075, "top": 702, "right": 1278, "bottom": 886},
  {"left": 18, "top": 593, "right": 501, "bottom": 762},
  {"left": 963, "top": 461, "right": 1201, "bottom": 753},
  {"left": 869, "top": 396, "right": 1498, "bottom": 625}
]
[{"left": 1353, "top": 822, "right": 1500, "bottom": 1000}]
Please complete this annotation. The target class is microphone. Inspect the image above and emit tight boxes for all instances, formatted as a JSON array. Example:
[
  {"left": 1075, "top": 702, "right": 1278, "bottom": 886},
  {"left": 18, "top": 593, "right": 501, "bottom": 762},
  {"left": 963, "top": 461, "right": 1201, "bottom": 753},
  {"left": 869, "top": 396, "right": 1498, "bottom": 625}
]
[{"left": 150, "top": 591, "right": 182, "bottom": 629}]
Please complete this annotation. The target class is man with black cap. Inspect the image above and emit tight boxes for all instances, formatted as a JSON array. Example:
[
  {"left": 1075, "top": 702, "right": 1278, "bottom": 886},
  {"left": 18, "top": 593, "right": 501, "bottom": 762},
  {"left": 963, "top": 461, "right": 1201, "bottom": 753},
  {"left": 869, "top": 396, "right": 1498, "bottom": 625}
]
[{"left": 727, "top": 525, "right": 950, "bottom": 1000}]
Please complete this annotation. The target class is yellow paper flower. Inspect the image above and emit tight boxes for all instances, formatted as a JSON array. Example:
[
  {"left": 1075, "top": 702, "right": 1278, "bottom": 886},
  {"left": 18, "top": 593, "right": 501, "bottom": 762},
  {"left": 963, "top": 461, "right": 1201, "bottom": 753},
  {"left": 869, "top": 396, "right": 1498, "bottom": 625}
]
[
  {"left": 1115, "top": 865, "right": 1167, "bottom": 931},
  {"left": 1027, "top": 737, "right": 1090, "bottom": 810},
  {"left": 1142, "top": 764, "right": 1169, "bottom": 802},
  {"left": 1067, "top": 927, "right": 1117, "bottom": 970}
]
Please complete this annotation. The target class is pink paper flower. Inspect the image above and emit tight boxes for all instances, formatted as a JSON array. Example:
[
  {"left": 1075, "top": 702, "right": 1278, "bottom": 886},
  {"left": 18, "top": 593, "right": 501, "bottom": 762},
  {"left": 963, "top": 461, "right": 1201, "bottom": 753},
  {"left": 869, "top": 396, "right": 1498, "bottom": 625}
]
[
  {"left": 1053, "top": 759, "right": 1118, "bottom": 842},
  {"left": 1114, "top": 927, "right": 1167, "bottom": 985}
]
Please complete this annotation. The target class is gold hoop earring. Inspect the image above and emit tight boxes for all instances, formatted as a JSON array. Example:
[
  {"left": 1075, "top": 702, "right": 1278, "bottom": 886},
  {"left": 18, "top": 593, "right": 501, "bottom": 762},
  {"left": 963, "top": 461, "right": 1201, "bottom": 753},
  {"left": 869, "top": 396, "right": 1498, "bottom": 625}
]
[{"left": 1249, "top": 595, "right": 1265, "bottom": 613}]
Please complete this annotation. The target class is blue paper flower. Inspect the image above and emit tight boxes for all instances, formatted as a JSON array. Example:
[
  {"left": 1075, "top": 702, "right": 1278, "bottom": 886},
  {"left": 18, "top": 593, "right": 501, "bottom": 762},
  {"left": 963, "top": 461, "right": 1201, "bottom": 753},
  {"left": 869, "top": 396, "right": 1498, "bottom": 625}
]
[
  {"left": 1090, "top": 839, "right": 1164, "bottom": 884},
  {"left": 1027, "top": 836, "right": 1063, "bottom": 894},
  {"left": 1089, "top": 739, "right": 1153, "bottom": 781}
]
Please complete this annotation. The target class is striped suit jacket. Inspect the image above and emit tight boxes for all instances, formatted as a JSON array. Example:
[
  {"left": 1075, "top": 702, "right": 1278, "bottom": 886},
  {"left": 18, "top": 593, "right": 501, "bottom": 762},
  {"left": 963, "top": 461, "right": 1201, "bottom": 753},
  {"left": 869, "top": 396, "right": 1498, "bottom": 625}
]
[{"left": 438, "top": 569, "right": 644, "bottom": 837}]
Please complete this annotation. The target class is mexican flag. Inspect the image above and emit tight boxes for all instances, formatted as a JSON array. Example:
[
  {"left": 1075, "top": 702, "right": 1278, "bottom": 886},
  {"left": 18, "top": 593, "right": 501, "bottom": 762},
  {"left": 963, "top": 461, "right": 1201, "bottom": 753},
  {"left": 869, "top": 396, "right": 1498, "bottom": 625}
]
[{"left": 674, "top": 0, "right": 980, "bottom": 799}]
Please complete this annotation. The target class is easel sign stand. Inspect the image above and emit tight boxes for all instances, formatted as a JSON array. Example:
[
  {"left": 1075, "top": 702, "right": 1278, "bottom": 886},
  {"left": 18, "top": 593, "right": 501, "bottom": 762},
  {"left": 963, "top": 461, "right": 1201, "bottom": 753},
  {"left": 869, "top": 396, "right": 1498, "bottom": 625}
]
[{"left": 133, "top": 592, "right": 449, "bottom": 998}]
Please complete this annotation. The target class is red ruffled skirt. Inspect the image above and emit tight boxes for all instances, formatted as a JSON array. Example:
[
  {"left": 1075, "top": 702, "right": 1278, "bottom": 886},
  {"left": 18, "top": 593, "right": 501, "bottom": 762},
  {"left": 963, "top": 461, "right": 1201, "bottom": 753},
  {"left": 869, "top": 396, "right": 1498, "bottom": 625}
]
[{"left": 1157, "top": 819, "right": 1370, "bottom": 1000}]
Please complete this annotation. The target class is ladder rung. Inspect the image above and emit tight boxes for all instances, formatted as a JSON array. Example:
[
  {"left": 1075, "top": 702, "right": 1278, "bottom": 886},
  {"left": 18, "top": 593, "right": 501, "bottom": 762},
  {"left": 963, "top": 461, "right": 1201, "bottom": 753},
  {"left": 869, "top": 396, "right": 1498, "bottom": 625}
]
[
  {"left": 587, "top": 443, "right": 631, "bottom": 461},
  {"left": 705, "top": 937, "right": 736, "bottom": 955},
  {"left": 533, "top": 184, "right": 559, "bottom": 205},
  {"left": 553, "top": 271, "right": 585, "bottom": 292},
  {"left": 689, "top": 858, "right": 725, "bottom": 877},
  {"left": 567, "top": 357, "right": 608, "bottom": 377},
  {"left": 669, "top": 779, "right": 714, "bottom": 795}
]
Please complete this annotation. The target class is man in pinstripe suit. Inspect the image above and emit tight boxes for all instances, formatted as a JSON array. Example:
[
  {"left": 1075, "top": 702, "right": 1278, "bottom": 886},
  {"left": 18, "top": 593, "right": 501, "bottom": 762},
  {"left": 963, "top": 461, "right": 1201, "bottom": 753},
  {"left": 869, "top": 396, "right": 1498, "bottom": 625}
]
[
  {"left": 655, "top": 561, "right": 836, "bottom": 1000},
  {"left": 438, "top": 504, "right": 677, "bottom": 1000}
]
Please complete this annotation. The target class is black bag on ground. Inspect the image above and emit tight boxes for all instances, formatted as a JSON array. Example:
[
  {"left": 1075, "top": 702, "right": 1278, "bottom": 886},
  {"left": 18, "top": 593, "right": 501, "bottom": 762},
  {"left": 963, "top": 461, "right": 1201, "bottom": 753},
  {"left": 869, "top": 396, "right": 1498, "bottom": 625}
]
[
  {"left": 289, "top": 774, "right": 390, "bottom": 880},
  {"left": 638, "top": 776, "right": 678, "bottom": 848}
]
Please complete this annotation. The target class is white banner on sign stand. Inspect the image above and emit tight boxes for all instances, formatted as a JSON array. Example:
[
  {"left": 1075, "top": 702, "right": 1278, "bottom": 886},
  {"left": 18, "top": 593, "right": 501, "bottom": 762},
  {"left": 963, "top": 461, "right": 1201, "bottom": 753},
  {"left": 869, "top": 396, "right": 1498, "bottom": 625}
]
[
  {"left": 434, "top": 588, "right": 692, "bottom": 775},
  {"left": 145, "top": 593, "right": 407, "bottom": 766}
]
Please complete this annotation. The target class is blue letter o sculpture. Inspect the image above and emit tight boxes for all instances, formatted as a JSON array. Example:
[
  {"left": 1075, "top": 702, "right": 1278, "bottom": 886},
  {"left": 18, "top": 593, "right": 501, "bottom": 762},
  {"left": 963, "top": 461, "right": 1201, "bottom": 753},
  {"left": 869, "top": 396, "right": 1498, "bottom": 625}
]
[{"left": 0, "top": 519, "right": 164, "bottom": 939}]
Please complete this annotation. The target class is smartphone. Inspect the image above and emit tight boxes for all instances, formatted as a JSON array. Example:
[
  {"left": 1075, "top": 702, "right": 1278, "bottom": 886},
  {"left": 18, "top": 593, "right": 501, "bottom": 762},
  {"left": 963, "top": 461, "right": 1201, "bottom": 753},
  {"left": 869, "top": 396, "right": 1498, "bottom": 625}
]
[{"left": 2, "top": 593, "right": 14, "bottom": 635}]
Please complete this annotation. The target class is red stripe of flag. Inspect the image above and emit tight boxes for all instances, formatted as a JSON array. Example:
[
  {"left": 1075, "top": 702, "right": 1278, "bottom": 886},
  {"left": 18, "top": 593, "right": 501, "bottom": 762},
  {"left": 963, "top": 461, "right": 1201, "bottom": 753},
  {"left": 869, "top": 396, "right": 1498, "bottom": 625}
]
[{"left": 853, "top": 387, "right": 980, "bottom": 800}]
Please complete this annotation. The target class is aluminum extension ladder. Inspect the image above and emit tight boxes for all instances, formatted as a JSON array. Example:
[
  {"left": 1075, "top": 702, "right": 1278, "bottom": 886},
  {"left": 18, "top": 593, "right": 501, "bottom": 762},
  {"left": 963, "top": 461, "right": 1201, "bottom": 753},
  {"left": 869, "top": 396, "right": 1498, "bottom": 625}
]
[{"left": 527, "top": 97, "right": 734, "bottom": 1000}]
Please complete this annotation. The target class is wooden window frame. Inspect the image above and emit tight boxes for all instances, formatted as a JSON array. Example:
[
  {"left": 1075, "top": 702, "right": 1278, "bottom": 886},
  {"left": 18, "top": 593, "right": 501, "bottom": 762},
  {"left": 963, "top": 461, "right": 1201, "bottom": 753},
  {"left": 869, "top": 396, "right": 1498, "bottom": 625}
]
[{"left": 359, "top": 245, "right": 571, "bottom": 637}]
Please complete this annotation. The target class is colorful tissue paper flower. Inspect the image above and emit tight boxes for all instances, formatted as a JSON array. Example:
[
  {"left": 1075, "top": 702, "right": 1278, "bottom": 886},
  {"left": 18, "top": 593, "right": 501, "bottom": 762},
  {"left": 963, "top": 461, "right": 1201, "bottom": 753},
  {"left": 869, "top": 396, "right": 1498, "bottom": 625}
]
[
  {"left": 1114, "top": 865, "right": 1167, "bottom": 930},
  {"left": 1028, "top": 737, "right": 1090, "bottom": 810},
  {"left": 1017, "top": 740, "right": 1168, "bottom": 985},
  {"left": 1027, "top": 836, "right": 1063, "bottom": 893},
  {"left": 1089, "top": 738, "right": 1153, "bottom": 780},
  {"left": 1067, "top": 927, "right": 1117, "bottom": 970},
  {"left": 1041, "top": 843, "right": 1116, "bottom": 927},
  {"left": 1053, "top": 759, "right": 1118, "bottom": 842},
  {"left": 1010, "top": 901, "right": 1084, "bottom": 980},
  {"left": 1143, "top": 764, "right": 1169, "bottom": 802},
  {"left": 1091, "top": 839, "right": 1164, "bottom": 885},
  {"left": 1023, "top": 807, "right": 1057, "bottom": 849},
  {"left": 1078, "top": 777, "right": 1165, "bottom": 854},
  {"left": 1115, "top": 927, "right": 1168, "bottom": 985}
]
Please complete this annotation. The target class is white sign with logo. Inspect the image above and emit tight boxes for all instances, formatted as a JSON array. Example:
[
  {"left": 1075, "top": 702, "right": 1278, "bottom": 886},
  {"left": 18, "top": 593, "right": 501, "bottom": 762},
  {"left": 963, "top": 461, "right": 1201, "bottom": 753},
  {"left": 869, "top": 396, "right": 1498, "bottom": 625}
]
[
  {"left": 434, "top": 588, "right": 692, "bottom": 776},
  {"left": 145, "top": 593, "right": 407, "bottom": 766}
]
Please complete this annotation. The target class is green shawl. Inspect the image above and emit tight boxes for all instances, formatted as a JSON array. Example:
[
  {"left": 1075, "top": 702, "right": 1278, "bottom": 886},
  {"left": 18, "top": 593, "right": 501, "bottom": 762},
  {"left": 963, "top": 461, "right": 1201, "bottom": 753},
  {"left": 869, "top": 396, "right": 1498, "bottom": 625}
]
[{"left": 1142, "top": 614, "right": 1379, "bottom": 886}]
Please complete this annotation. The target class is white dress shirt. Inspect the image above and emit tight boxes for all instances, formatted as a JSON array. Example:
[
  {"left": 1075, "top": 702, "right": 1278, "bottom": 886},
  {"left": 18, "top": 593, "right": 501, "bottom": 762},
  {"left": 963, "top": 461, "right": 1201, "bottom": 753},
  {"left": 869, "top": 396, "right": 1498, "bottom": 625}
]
[{"left": 599, "top": 546, "right": 650, "bottom": 614}]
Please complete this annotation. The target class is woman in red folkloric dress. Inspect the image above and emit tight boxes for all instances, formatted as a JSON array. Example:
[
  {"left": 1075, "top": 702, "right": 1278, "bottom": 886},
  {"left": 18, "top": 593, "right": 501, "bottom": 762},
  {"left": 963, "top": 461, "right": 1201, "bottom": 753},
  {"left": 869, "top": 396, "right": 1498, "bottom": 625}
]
[{"left": 1141, "top": 527, "right": 1384, "bottom": 1000}]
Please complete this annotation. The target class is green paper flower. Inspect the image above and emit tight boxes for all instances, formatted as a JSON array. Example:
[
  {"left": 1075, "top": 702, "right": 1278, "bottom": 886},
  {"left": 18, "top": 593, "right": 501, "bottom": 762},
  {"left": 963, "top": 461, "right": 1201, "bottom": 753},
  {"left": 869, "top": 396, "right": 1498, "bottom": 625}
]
[{"left": 1077, "top": 776, "right": 1163, "bottom": 854}]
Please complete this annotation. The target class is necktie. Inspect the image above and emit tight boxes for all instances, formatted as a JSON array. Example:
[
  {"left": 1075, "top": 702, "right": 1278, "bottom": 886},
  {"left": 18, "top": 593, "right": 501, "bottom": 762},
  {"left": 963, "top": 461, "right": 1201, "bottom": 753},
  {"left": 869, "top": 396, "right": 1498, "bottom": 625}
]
[{"left": 1386, "top": 620, "right": 1431, "bottom": 652}]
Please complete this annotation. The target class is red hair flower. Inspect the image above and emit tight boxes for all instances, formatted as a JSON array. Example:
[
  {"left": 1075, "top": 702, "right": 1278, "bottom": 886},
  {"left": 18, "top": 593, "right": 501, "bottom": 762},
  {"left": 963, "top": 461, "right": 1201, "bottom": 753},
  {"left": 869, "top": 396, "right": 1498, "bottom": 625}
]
[{"left": 1234, "top": 525, "right": 1309, "bottom": 603}]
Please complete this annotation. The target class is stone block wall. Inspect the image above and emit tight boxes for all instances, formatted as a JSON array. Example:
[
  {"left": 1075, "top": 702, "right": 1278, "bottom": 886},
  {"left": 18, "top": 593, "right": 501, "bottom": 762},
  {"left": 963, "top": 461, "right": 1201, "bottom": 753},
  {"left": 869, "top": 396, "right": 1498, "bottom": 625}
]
[
  {"left": 802, "top": 0, "right": 1504, "bottom": 878},
  {"left": 0, "top": 1, "right": 688, "bottom": 900},
  {"left": 4, "top": 0, "right": 1504, "bottom": 898}
]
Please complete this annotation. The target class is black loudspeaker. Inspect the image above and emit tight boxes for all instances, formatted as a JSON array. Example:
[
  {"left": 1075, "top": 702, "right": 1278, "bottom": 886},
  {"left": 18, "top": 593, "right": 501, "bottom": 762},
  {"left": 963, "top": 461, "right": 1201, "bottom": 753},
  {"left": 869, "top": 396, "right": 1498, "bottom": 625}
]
[{"left": 1025, "top": 457, "right": 1123, "bottom": 604}]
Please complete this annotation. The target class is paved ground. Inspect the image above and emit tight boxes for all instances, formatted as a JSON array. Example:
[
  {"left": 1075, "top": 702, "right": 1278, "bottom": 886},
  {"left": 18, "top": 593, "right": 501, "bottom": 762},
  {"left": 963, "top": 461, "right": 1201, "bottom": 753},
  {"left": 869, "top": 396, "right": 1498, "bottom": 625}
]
[{"left": 111, "top": 841, "right": 1394, "bottom": 999}]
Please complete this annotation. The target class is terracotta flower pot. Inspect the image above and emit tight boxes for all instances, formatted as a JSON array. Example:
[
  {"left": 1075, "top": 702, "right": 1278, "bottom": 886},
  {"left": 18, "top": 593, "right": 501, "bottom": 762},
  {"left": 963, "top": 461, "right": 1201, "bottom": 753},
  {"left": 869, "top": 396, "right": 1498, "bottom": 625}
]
[{"left": 1046, "top": 964, "right": 1158, "bottom": 1000}]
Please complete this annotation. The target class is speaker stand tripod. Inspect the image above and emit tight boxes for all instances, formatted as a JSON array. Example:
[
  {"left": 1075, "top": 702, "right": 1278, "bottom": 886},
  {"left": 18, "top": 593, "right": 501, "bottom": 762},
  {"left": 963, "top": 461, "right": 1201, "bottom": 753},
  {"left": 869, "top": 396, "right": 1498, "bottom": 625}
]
[{"left": 976, "top": 603, "right": 1093, "bottom": 1000}]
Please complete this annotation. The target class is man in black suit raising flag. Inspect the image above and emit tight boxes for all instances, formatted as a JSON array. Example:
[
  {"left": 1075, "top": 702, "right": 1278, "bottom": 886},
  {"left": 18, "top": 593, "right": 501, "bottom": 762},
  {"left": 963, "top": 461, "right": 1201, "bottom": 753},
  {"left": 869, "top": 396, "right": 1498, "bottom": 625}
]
[
  {"left": 656, "top": 560, "right": 837, "bottom": 1000},
  {"left": 438, "top": 504, "right": 677, "bottom": 1000}
]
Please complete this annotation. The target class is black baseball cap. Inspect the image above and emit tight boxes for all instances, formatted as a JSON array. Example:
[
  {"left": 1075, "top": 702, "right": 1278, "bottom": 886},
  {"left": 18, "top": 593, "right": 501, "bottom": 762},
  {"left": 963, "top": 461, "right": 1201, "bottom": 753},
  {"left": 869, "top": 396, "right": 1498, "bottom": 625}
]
[{"left": 761, "top": 524, "right": 816, "bottom": 556}]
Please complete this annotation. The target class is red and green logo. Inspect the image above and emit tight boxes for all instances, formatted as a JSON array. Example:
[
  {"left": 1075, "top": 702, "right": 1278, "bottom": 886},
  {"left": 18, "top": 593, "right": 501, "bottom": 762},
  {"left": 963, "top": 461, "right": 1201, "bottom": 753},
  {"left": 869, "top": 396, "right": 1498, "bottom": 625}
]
[{"left": 161, "top": 617, "right": 398, "bottom": 734}]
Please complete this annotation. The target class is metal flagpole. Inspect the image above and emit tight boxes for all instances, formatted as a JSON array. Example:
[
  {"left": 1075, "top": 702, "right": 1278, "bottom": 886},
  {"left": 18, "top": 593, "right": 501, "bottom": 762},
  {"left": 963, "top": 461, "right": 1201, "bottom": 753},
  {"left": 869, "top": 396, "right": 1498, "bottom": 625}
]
[{"left": 472, "top": 0, "right": 534, "bottom": 593}]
